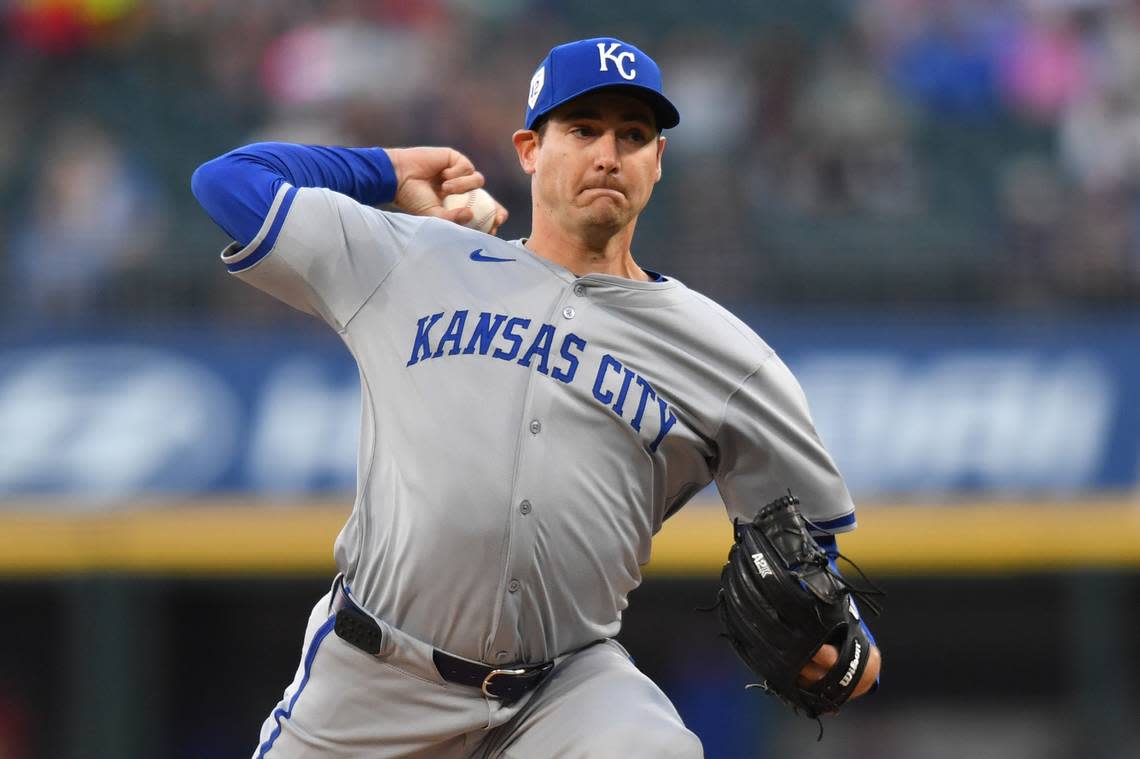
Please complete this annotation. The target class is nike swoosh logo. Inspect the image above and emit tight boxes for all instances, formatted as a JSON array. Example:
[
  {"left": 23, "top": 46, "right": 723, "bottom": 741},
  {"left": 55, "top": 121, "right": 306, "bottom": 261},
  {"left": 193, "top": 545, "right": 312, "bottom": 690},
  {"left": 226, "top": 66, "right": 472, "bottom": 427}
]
[{"left": 469, "top": 248, "right": 516, "bottom": 263}]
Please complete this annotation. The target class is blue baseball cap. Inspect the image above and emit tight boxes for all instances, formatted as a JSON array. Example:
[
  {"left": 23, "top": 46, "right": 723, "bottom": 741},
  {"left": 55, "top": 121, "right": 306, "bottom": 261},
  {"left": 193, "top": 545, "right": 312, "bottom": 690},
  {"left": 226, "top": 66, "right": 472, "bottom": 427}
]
[{"left": 524, "top": 37, "right": 680, "bottom": 131}]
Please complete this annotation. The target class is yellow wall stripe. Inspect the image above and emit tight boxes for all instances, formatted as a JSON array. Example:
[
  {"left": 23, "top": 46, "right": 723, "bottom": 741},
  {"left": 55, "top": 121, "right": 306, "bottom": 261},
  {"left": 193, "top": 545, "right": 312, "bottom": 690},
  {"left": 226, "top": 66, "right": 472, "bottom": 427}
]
[
  {"left": 650, "top": 499, "right": 1140, "bottom": 574},
  {"left": 0, "top": 497, "right": 1137, "bottom": 576},
  {"left": 0, "top": 502, "right": 347, "bottom": 576}
]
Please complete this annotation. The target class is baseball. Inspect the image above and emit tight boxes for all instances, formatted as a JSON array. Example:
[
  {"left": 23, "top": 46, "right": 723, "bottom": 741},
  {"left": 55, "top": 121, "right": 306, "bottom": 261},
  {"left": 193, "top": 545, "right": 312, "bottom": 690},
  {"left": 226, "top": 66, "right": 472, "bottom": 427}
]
[{"left": 442, "top": 187, "right": 499, "bottom": 234}]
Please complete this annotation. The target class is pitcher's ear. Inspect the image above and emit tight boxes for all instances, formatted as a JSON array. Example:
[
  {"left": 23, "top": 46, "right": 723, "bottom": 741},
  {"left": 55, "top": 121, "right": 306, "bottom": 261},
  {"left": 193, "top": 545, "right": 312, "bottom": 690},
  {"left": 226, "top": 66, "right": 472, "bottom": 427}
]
[{"left": 513, "top": 129, "right": 539, "bottom": 175}]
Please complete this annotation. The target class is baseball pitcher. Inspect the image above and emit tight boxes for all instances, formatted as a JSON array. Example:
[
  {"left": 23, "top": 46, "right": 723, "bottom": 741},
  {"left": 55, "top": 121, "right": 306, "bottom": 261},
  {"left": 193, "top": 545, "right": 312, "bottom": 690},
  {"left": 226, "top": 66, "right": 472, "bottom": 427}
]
[{"left": 192, "top": 36, "right": 881, "bottom": 759}]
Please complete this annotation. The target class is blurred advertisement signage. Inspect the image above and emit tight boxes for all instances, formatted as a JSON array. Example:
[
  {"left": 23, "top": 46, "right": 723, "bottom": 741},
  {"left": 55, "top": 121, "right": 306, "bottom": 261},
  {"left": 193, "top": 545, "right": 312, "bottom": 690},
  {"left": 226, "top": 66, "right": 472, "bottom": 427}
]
[
  {"left": 798, "top": 353, "right": 1112, "bottom": 495},
  {"left": 0, "top": 318, "right": 1135, "bottom": 501}
]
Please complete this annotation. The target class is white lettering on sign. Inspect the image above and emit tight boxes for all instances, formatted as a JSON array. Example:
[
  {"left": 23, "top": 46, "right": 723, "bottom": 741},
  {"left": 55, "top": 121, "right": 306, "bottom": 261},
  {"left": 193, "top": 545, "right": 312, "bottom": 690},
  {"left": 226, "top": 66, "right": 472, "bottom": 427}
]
[
  {"left": 0, "top": 347, "right": 238, "bottom": 501},
  {"left": 597, "top": 42, "right": 636, "bottom": 80},
  {"left": 795, "top": 353, "right": 1113, "bottom": 493},
  {"left": 248, "top": 359, "right": 359, "bottom": 493}
]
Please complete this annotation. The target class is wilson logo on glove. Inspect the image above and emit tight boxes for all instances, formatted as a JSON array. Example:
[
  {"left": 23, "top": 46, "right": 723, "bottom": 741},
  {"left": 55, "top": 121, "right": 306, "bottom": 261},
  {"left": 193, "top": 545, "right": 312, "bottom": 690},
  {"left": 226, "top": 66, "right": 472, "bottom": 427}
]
[{"left": 838, "top": 640, "right": 862, "bottom": 688}]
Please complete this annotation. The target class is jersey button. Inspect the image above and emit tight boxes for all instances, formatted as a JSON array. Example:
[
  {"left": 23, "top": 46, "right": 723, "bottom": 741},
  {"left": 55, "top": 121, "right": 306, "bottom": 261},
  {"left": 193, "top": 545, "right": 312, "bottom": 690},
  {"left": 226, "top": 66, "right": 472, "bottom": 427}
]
[
  {"left": 573, "top": 284, "right": 586, "bottom": 297},
  {"left": 519, "top": 500, "right": 532, "bottom": 515},
  {"left": 529, "top": 419, "right": 542, "bottom": 435},
  {"left": 508, "top": 579, "right": 521, "bottom": 593},
  {"left": 562, "top": 306, "right": 576, "bottom": 319}
]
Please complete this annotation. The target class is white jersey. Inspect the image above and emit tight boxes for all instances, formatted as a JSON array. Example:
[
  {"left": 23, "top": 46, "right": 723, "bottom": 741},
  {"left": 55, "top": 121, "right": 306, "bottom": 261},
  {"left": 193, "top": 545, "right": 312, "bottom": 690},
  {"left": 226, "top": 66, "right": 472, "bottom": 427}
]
[{"left": 222, "top": 184, "right": 856, "bottom": 666}]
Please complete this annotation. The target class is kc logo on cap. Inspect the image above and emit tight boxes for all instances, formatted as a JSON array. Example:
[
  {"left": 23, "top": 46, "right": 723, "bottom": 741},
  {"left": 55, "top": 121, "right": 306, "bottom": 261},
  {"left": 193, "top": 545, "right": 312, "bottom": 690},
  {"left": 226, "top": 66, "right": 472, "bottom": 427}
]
[
  {"left": 523, "top": 36, "right": 680, "bottom": 131},
  {"left": 597, "top": 41, "right": 636, "bottom": 80}
]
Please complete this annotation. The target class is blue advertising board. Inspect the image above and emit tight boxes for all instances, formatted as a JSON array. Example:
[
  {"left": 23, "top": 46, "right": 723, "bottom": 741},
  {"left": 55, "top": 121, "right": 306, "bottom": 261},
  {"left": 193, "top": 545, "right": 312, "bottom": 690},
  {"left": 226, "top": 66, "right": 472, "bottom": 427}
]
[{"left": 1, "top": 313, "right": 1137, "bottom": 500}]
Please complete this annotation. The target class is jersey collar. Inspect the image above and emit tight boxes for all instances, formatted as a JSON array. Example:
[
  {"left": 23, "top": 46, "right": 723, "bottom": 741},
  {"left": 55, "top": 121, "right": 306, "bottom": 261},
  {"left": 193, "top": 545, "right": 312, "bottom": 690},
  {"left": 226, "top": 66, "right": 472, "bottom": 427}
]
[{"left": 508, "top": 238, "right": 677, "bottom": 290}]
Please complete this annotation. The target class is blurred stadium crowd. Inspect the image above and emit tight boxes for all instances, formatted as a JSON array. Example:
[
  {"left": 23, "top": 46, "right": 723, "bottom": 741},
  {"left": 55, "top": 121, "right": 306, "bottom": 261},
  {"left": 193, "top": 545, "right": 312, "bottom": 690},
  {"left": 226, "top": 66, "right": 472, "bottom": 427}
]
[{"left": 2, "top": 0, "right": 1140, "bottom": 327}]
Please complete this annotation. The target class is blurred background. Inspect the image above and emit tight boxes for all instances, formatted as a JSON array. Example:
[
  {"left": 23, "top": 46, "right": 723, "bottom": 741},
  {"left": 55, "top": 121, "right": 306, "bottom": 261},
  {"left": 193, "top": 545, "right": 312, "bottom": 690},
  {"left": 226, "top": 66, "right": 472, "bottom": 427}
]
[{"left": 0, "top": 0, "right": 1138, "bottom": 757}]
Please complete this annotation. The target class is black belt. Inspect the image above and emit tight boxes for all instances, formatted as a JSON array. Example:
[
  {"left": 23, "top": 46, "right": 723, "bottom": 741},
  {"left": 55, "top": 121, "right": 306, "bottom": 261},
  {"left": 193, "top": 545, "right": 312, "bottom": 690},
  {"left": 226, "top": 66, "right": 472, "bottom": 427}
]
[{"left": 330, "top": 581, "right": 554, "bottom": 703}]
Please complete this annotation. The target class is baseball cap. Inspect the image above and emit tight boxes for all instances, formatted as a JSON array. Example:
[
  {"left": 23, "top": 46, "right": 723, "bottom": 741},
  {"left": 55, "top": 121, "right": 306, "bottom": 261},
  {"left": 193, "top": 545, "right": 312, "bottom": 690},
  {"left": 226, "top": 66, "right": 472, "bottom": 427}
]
[{"left": 524, "top": 37, "right": 680, "bottom": 131}]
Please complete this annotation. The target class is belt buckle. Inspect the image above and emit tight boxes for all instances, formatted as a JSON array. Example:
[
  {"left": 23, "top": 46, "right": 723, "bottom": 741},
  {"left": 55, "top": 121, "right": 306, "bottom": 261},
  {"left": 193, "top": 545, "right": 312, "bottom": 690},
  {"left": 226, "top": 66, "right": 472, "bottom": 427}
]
[{"left": 481, "top": 667, "right": 526, "bottom": 698}]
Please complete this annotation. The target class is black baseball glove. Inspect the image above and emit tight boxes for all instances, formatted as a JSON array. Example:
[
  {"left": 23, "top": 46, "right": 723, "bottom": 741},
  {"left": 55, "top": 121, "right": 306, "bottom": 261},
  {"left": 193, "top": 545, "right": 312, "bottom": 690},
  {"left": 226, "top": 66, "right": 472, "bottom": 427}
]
[{"left": 713, "top": 493, "right": 882, "bottom": 721}]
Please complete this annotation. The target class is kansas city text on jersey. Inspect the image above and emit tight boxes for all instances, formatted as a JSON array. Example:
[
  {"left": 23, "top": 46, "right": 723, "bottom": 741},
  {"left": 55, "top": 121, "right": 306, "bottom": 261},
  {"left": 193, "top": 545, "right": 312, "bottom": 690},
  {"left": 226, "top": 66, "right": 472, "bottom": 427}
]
[{"left": 406, "top": 309, "right": 678, "bottom": 452}]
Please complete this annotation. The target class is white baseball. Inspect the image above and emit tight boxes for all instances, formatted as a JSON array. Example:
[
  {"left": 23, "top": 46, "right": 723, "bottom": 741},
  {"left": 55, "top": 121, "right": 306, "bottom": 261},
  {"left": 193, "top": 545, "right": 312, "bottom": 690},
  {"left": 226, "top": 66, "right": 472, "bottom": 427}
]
[{"left": 442, "top": 187, "right": 499, "bottom": 234}]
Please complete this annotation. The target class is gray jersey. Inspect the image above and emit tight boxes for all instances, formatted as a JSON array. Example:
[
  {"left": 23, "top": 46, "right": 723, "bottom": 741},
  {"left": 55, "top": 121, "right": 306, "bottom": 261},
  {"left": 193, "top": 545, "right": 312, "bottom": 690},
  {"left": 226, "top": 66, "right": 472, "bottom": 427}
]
[{"left": 223, "top": 184, "right": 856, "bottom": 666}]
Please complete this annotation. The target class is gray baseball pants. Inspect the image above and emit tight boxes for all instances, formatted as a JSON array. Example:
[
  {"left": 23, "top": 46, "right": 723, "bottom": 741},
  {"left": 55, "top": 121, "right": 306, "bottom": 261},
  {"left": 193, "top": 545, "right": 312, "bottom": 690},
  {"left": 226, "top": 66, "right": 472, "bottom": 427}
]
[{"left": 251, "top": 580, "right": 703, "bottom": 758}]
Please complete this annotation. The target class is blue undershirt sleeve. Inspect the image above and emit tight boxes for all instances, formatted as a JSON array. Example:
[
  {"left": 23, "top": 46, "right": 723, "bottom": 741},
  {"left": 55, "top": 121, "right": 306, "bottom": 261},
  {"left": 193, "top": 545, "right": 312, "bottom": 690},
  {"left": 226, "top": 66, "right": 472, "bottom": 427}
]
[{"left": 190, "top": 143, "right": 398, "bottom": 246}]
